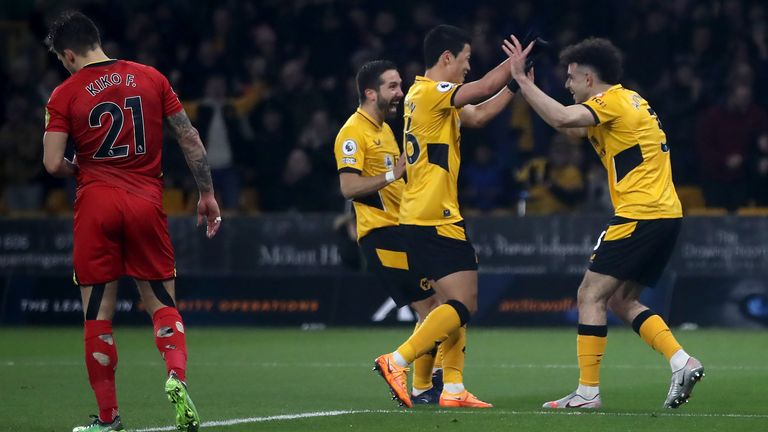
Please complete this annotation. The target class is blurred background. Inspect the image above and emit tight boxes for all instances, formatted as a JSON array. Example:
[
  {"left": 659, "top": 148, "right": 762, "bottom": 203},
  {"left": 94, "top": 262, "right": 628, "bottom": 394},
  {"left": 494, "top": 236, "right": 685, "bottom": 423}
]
[{"left": 1, "top": 0, "right": 767, "bottom": 328}]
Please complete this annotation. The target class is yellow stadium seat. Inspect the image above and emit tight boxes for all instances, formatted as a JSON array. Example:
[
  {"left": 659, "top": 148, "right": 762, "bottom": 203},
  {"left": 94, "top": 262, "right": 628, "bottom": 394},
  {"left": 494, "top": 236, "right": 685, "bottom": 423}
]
[
  {"left": 240, "top": 187, "right": 260, "bottom": 212},
  {"left": 676, "top": 186, "right": 706, "bottom": 211},
  {"left": 44, "top": 188, "right": 72, "bottom": 214},
  {"left": 685, "top": 207, "right": 728, "bottom": 216},
  {"left": 736, "top": 207, "right": 768, "bottom": 216},
  {"left": 163, "top": 188, "right": 187, "bottom": 215},
  {"left": 489, "top": 207, "right": 515, "bottom": 217},
  {"left": 6, "top": 209, "right": 46, "bottom": 218}
]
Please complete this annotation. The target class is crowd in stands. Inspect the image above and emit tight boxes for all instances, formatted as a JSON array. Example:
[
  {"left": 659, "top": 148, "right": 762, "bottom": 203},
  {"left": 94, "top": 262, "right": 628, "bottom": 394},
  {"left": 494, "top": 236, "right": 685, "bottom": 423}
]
[{"left": 1, "top": 0, "right": 767, "bottom": 216}]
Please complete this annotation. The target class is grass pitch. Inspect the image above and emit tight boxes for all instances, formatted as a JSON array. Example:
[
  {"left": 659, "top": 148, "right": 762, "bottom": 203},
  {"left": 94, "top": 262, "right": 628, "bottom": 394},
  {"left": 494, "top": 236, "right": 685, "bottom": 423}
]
[{"left": 1, "top": 327, "right": 765, "bottom": 431}]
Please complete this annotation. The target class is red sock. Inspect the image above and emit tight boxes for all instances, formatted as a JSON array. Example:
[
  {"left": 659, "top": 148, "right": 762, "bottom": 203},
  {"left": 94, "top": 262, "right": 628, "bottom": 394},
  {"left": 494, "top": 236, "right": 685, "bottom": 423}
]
[
  {"left": 152, "top": 307, "right": 188, "bottom": 381},
  {"left": 84, "top": 320, "right": 118, "bottom": 423}
]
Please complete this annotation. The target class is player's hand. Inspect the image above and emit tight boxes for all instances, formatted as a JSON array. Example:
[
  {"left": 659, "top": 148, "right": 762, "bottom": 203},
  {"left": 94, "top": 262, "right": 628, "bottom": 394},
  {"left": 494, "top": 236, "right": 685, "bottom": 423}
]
[
  {"left": 503, "top": 35, "right": 535, "bottom": 80},
  {"left": 65, "top": 154, "right": 79, "bottom": 175},
  {"left": 197, "top": 192, "right": 222, "bottom": 239},
  {"left": 394, "top": 153, "right": 407, "bottom": 180},
  {"left": 527, "top": 67, "right": 535, "bottom": 82}
]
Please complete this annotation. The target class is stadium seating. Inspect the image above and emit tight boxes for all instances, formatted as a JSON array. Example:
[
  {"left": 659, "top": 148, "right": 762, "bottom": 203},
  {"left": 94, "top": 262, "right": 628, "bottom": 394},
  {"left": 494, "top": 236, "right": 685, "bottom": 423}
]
[
  {"left": 676, "top": 186, "right": 706, "bottom": 212},
  {"left": 163, "top": 188, "right": 187, "bottom": 215},
  {"left": 736, "top": 207, "right": 768, "bottom": 216}
]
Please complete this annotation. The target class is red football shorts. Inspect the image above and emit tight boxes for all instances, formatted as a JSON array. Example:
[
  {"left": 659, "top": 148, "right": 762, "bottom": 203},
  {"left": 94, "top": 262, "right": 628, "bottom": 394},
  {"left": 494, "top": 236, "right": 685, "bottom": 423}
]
[{"left": 73, "top": 185, "right": 175, "bottom": 285}]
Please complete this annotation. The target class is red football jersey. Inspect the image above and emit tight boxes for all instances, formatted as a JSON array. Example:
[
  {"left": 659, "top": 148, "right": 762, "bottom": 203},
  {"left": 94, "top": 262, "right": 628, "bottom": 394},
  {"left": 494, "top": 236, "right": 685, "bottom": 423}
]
[{"left": 45, "top": 59, "right": 183, "bottom": 204}]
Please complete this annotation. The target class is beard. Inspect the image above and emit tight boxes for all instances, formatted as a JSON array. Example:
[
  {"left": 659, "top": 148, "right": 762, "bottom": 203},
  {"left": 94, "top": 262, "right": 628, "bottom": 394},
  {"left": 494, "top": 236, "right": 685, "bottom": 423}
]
[{"left": 377, "top": 97, "right": 399, "bottom": 119}]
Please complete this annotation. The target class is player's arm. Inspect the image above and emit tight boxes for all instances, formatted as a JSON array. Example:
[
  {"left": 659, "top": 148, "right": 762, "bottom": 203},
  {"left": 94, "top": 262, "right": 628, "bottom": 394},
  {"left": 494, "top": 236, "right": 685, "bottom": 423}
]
[
  {"left": 460, "top": 68, "right": 534, "bottom": 128},
  {"left": 339, "top": 155, "right": 405, "bottom": 199},
  {"left": 459, "top": 88, "right": 514, "bottom": 128},
  {"left": 43, "top": 132, "right": 78, "bottom": 177},
  {"left": 452, "top": 58, "right": 512, "bottom": 108},
  {"left": 165, "top": 109, "right": 221, "bottom": 238},
  {"left": 503, "top": 37, "right": 596, "bottom": 129},
  {"left": 518, "top": 80, "right": 595, "bottom": 129},
  {"left": 165, "top": 109, "right": 213, "bottom": 193}
]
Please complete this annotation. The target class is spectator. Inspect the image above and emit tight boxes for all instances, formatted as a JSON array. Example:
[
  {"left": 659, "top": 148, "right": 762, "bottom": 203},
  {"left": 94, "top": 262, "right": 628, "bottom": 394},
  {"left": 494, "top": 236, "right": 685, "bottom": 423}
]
[
  {"left": 248, "top": 101, "right": 293, "bottom": 206},
  {"left": 272, "top": 149, "right": 327, "bottom": 212},
  {"left": 461, "top": 144, "right": 507, "bottom": 213},
  {"left": 626, "top": 9, "right": 673, "bottom": 89},
  {"left": 696, "top": 82, "right": 768, "bottom": 210},
  {"left": 193, "top": 75, "right": 247, "bottom": 210},
  {"left": 277, "top": 59, "right": 326, "bottom": 132},
  {"left": 0, "top": 0, "right": 766, "bottom": 214},
  {"left": 0, "top": 97, "right": 44, "bottom": 211},
  {"left": 749, "top": 130, "right": 768, "bottom": 206},
  {"left": 515, "top": 135, "right": 586, "bottom": 215},
  {"left": 180, "top": 40, "right": 225, "bottom": 99},
  {"left": 264, "top": 109, "right": 339, "bottom": 212},
  {"left": 654, "top": 58, "right": 704, "bottom": 184}
]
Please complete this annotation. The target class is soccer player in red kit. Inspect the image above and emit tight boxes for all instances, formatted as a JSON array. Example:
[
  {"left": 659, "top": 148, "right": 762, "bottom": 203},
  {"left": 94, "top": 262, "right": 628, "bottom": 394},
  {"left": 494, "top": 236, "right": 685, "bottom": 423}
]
[{"left": 42, "top": 11, "right": 221, "bottom": 432}]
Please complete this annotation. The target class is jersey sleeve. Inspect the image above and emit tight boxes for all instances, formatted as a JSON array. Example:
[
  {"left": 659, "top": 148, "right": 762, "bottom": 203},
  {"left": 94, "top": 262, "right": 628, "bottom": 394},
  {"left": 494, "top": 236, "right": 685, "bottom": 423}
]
[
  {"left": 334, "top": 127, "right": 366, "bottom": 174},
  {"left": 151, "top": 68, "right": 184, "bottom": 117},
  {"left": 44, "top": 87, "right": 71, "bottom": 134},
  {"left": 581, "top": 92, "right": 622, "bottom": 125},
  {"left": 425, "top": 81, "right": 462, "bottom": 111}
]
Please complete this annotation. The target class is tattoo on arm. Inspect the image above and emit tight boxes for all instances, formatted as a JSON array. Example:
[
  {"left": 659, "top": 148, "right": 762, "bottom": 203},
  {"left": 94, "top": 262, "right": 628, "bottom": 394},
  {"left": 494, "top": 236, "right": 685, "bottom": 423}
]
[{"left": 165, "top": 110, "right": 214, "bottom": 193}]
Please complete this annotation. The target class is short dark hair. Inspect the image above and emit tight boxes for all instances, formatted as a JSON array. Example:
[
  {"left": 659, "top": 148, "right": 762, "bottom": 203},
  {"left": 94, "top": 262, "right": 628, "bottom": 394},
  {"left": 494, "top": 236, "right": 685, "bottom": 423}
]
[
  {"left": 45, "top": 11, "right": 101, "bottom": 55},
  {"left": 356, "top": 60, "right": 397, "bottom": 104},
  {"left": 423, "top": 25, "right": 471, "bottom": 68},
  {"left": 559, "top": 37, "right": 623, "bottom": 84}
]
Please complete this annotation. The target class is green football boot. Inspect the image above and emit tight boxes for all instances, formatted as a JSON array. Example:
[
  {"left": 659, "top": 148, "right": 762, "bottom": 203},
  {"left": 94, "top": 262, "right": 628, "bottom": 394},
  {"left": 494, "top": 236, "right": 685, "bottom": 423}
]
[
  {"left": 165, "top": 372, "right": 200, "bottom": 432},
  {"left": 72, "top": 415, "right": 124, "bottom": 432}
]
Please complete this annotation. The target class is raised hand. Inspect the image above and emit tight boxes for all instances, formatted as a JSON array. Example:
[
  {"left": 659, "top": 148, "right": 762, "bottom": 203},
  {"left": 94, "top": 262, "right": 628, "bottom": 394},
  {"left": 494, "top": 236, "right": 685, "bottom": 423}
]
[{"left": 502, "top": 35, "right": 535, "bottom": 80}]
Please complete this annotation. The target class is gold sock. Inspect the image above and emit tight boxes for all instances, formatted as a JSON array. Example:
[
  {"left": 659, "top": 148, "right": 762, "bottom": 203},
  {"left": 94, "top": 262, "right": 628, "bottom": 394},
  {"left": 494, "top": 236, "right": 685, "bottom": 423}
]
[
  {"left": 441, "top": 325, "right": 466, "bottom": 385},
  {"left": 433, "top": 343, "right": 443, "bottom": 370},
  {"left": 397, "top": 304, "right": 461, "bottom": 363},
  {"left": 577, "top": 334, "right": 607, "bottom": 386},
  {"left": 639, "top": 314, "right": 682, "bottom": 360},
  {"left": 412, "top": 323, "right": 436, "bottom": 390}
]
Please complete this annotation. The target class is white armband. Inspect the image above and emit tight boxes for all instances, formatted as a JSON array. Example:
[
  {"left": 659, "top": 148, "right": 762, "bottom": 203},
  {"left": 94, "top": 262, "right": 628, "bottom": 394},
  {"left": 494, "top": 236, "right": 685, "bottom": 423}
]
[{"left": 385, "top": 171, "right": 396, "bottom": 183}]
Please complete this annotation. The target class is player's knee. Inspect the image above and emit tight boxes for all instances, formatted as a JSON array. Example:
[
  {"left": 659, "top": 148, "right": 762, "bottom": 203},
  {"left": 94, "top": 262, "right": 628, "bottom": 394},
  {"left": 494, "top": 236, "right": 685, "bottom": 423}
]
[
  {"left": 445, "top": 299, "right": 473, "bottom": 325},
  {"left": 144, "top": 279, "right": 176, "bottom": 313},
  {"left": 84, "top": 283, "right": 109, "bottom": 320},
  {"left": 425, "top": 295, "right": 442, "bottom": 312},
  {"left": 465, "top": 298, "right": 478, "bottom": 316},
  {"left": 452, "top": 290, "right": 477, "bottom": 315},
  {"left": 411, "top": 297, "right": 439, "bottom": 320},
  {"left": 418, "top": 298, "right": 440, "bottom": 318},
  {"left": 610, "top": 296, "right": 646, "bottom": 324},
  {"left": 577, "top": 285, "right": 608, "bottom": 309}
]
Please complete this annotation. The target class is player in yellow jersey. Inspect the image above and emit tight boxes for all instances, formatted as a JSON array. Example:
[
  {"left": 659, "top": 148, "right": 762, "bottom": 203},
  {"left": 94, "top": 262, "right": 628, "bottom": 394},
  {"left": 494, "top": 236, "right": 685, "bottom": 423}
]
[
  {"left": 504, "top": 36, "right": 704, "bottom": 409},
  {"left": 334, "top": 60, "right": 446, "bottom": 405},
  {"left": 374, "top": 25, "right": 532, "bottom": 409}
]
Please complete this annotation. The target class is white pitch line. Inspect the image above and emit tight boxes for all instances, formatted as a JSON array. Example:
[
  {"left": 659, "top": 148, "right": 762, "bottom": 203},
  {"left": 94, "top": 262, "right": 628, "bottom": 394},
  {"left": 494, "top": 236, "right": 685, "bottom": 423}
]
[
  {"left": 132, "top": 410, "right": 394, "bottom": 432},
  {"left": 132, "top": 408, "right": 768, "bottom": 431},
  {"left": 2, "top": 360, "right": 768, "bottom": 371},
  {"left": 451, "top": 409, "right": 768, "bottom": 419}
]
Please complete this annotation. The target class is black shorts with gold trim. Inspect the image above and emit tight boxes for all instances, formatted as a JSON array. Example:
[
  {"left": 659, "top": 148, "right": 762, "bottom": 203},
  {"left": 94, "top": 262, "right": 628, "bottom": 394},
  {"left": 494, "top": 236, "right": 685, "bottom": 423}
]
[
  {"left": 589, "top": 216, "right": 682, "bottom": 287},
  {"left": 358, "top": 226, "right": 435, "bottom": 308},
  {"left": 399, "top": 221, "right": 478, "bottom": 282}
]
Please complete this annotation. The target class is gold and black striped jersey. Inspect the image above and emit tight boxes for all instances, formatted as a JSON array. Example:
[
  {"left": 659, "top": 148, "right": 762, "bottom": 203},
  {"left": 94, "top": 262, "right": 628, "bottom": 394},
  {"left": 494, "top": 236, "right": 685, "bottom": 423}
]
[
  {"left": 400, "top": 75, "right": 464, "bottom": 226},
  {"left": 581, "top": 84, "right": 682, "bottom": 219},
  {"left": 334, "top": 108, "right": 404, "bottom": 240}
]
